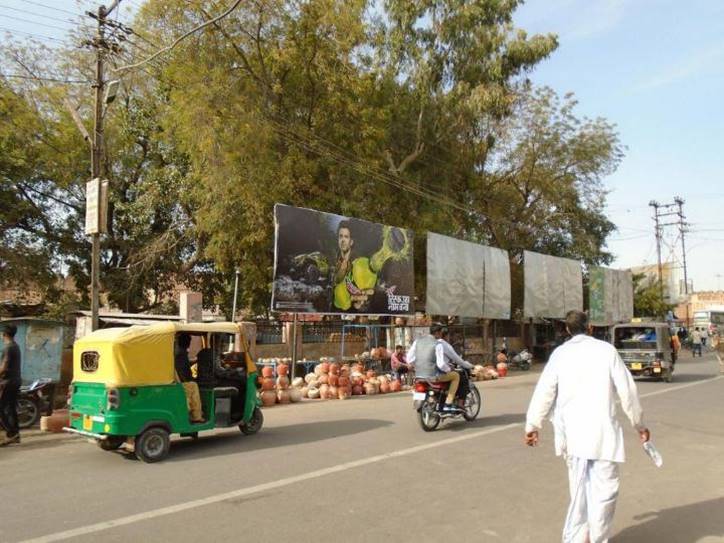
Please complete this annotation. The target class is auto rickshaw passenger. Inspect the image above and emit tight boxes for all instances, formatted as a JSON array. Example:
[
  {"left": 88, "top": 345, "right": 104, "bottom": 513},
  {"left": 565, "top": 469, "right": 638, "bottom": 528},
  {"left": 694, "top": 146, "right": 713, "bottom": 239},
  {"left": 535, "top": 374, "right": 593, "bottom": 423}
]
[
  {"left": 215, "top": 352, "right": 247, "bottom": 418},
  {"left": 174, "top": 333, "right": 204, "bottom": 423}
]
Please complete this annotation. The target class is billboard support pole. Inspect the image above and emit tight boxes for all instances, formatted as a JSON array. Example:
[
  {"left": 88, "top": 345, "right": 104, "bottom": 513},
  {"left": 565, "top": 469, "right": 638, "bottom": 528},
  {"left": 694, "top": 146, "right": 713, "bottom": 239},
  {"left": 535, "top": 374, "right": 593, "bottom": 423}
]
[{"left": 291, "top": 313, "right": 298, "bottom": 380}]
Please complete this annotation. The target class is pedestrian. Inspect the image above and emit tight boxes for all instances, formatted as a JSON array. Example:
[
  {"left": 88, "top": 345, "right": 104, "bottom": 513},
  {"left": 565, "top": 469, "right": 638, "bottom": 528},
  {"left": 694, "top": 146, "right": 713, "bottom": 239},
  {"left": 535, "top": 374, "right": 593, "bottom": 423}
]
[
  {"left": 524, "top": 310, "right": 650, "bottom": 543},
  {"left": 390, "top": 345, "right": 411, "bottom": 384},
  {"left": 0, "top": 324, "right": 22, "bottom": 446},
  {"left": 691, "top": 328, "right": 702, "bottom": 357}
]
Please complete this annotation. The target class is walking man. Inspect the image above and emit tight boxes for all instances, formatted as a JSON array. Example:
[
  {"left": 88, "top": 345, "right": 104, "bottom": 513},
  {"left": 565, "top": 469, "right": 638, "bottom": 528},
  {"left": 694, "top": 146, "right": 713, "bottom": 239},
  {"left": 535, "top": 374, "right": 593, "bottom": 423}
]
[
  {"left": 691, "top": 327, "right": 702, "bottom": 357},
  {"left": 0, "top": 324, "right": 22, "bottom": 446},
  {"left": 524, "top": 311, "right": 650, "bottom": 543}
]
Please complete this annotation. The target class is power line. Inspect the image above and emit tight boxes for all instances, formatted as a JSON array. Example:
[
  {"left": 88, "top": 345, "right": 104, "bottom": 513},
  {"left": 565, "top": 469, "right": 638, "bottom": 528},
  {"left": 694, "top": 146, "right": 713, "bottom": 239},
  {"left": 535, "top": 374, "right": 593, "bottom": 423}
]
[
  {"left": 1, "top": 72, "right": 89, "bottom": 83},
  {"left": 0, "top": 4, "right": 80, "bottom": 25},
  {"left": 113, "top": 0, "right": 244, "bottom": 74},
  {"left": 16, "top": 0, "right": 81, "bottom": 17},
  {"left": 0, "top": 13, "right": 72, "bottom": 31},
  {"left": 0, "top": 26, "right": 66, "bottom": 43}
]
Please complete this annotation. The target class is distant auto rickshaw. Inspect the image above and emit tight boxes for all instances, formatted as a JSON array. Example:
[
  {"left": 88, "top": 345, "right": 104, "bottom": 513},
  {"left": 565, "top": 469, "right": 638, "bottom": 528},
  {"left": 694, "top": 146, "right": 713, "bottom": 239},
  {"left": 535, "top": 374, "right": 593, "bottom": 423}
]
[
  {"left": 611, "top": 322, "right": 676, "bottom": 382},
  {"left": 65, "top": 322, "right": 262, "bottom": 462}
]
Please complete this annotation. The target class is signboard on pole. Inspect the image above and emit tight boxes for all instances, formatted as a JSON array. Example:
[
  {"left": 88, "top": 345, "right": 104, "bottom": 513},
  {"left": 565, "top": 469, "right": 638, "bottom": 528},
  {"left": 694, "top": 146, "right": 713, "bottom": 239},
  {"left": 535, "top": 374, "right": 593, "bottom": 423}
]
[
  {"left": 85, "top": 178, "right": 108, "bottom": 235},
  {"left": 271, "top": 204, "right": 415, "bottom": 315}
]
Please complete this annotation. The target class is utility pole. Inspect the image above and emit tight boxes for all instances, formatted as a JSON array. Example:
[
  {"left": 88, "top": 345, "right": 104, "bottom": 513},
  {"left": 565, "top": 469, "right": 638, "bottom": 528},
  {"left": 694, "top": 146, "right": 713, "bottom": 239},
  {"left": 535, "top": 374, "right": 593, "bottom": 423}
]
[
  {"left": 649, "top": 201, "right": 665, "bottom": 303},
  {"left": 89, "top": 1, "right": 121, "bottom": 331},
  {"left": 674, "top": 197, "right": 691, "bottom": 327}
]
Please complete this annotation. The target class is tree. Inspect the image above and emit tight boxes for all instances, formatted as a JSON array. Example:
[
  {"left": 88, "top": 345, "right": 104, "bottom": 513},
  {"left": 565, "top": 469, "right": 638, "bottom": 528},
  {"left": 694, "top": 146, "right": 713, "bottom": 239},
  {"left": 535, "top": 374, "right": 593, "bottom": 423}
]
[{"left": 632, "top": 273, "right": 674, "bottom": 319}]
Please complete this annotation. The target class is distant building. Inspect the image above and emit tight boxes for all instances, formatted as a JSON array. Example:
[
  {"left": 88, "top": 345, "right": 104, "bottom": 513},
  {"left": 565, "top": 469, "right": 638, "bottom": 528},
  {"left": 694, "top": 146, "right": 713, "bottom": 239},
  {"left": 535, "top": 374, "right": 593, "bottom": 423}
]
[
  {"left": 629, "top": 262, "right": 691, "bottom": 304},
  {"left": 675, "top": 291, "right": 724, "bottom": 326}
]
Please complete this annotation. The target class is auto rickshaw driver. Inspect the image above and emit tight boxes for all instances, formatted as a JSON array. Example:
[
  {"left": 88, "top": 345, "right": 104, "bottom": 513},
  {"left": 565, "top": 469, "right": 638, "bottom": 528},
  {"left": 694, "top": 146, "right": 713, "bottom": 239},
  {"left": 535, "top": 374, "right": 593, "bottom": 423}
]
[
  {"left": 215, "top": 352, "right": 248, "bottom": 420},
  {"left": 174, "top": 332, "right": 204, "bottom": 423}
]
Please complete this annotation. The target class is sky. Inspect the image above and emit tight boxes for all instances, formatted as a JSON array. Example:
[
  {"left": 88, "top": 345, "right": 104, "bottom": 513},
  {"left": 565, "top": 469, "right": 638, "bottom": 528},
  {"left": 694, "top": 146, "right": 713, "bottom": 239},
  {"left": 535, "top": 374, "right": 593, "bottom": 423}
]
[
  {"left": 514, "top": 0, "right": 724, "bottom": 292},
  {"left": 2, "top": 0, "right": 724, "bottom": 292}
]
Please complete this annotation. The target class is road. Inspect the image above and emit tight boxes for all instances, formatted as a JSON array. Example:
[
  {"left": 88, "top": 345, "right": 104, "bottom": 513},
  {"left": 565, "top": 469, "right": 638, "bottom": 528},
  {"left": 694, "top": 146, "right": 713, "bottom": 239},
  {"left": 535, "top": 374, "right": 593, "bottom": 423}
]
[{"left": 1, "top": 350, "right": 723, "bottom": 543}]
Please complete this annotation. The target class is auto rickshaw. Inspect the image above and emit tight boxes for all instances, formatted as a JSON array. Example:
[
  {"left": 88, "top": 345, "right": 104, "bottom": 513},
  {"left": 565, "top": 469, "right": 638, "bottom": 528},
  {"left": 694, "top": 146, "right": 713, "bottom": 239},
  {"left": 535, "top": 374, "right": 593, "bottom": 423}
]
[
  {"left": 65, "top": 322, "right": 263, "bottom": 462},
  {"left": 611, "top": 322, "right": 676, "bottom": 382}
]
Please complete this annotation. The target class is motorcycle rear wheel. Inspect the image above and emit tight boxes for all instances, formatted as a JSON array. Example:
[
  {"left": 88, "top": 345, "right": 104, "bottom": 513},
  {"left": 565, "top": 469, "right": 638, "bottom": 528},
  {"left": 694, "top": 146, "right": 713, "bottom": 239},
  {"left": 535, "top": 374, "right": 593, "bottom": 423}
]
[
  {"left": 463, "top": 386, "right": 481, "bottom": 421},
  {"left": 17, "top": 398, "right": 40, "bottom": 429},
  {"left": 418, "top": 400, "right": 441, "bottom": 432}
]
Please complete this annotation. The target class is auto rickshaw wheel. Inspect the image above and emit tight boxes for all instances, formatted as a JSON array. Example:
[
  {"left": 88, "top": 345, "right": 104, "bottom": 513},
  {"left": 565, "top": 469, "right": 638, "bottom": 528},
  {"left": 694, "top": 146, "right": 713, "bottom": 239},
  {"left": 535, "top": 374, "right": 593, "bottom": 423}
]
[
  {"left": 240, "top": 407, "right": 263, "bottom": 435},
  {"left": 135, "top": 427, "right": 171, "bottom": 463},
  {"left": 98, "top": 436, "right": 126, "bottom": 451}
]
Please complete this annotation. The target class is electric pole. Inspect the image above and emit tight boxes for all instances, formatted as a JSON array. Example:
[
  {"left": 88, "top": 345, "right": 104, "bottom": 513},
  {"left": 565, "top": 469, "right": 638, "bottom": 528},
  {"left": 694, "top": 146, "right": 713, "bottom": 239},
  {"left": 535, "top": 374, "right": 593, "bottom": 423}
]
[
  {"left": 674, "top": 197, "right": 690, "bottom": 326},
  {"left": 649, "top": 201, "right": 665, "bottom": 303},
  {"left": 88, "top": 1, "right": 121, "bottom": 331}
]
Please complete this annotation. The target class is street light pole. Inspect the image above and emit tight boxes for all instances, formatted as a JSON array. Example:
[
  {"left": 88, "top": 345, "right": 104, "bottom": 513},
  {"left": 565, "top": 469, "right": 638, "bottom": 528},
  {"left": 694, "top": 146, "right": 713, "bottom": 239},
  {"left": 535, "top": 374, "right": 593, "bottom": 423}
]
[{"left": 231, "top": 268, "right": 240, "bottom": 321}]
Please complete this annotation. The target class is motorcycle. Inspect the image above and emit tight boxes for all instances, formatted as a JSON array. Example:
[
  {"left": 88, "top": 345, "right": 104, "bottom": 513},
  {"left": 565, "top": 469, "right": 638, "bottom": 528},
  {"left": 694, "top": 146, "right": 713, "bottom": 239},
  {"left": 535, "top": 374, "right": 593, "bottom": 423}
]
[
  {"left": 17, "top": 379, "right": 56, "bottom": 429},
  {"left": 507, "top": 349, "right": 533, "bottom": 371},
  {"left": 412, "top": 368, "right": 481, "bottom": 432}
]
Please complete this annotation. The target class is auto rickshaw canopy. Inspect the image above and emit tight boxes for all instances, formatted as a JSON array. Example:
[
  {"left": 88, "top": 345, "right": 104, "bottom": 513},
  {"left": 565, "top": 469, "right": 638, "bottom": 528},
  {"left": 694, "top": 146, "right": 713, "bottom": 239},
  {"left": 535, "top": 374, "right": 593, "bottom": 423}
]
[{"left": 73, "top": 322, "right": 252, "bottom": 387}]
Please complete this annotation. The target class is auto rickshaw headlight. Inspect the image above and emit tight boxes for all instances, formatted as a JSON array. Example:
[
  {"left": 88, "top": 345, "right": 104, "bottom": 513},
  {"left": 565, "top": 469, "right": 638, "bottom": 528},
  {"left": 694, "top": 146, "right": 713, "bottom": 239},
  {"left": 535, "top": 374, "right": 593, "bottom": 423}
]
[{"left": 107, "top": 388, "right": 120, "bottom": 410}]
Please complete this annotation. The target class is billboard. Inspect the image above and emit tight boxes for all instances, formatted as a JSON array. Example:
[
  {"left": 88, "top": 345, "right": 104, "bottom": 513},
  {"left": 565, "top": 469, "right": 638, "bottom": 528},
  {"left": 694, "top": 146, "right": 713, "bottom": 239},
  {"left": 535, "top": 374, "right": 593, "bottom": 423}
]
[
  {"left": 589, "top": 267, "right": 634, "bottom": 325},
  {"left": 524, "top": 251, "right": 583, "bottom": 319},
  {"left": 271, "top": 204, "right": 414, "bottom": 315},
  {"left": 426, "top": 233, "right": 511, "bottom": 319}
]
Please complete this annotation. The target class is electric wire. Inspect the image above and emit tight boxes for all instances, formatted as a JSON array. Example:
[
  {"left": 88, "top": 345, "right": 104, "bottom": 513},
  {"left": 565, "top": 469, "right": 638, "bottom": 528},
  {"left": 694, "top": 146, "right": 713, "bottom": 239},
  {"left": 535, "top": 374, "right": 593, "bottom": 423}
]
[
  {"left": 0, "top": 13, "right": 72, "bottom": 32},
  {"left": 1, "top": 72, "right": 89, "bottom": 83},
  {"left": 0, "top": 26, "right": 66, "bottom": 43},
  {"left": 16, "top": 0, "right": 81, "bottom": 16}
]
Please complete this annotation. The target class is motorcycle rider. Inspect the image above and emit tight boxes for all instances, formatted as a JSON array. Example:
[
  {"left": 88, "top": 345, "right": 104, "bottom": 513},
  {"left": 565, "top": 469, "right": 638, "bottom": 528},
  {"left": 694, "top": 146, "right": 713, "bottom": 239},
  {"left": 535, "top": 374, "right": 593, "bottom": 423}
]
[{"left": 409, "top": 323, "right": 473, "bottom": 412}]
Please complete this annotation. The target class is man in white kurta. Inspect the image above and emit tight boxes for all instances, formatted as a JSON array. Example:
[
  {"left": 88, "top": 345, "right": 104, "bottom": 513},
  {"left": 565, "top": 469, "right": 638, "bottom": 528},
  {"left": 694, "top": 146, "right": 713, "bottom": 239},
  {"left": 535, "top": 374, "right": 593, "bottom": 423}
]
[{"left": 525, "top": 311, "right": 650, "bottom": 543}]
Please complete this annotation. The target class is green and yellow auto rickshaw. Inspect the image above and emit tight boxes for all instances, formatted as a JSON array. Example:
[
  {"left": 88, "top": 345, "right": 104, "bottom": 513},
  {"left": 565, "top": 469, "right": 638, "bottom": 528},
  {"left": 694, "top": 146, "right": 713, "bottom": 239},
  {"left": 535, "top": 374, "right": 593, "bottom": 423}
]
[{"left": 65, "top": 322, "right": 262, "bottom": 462}]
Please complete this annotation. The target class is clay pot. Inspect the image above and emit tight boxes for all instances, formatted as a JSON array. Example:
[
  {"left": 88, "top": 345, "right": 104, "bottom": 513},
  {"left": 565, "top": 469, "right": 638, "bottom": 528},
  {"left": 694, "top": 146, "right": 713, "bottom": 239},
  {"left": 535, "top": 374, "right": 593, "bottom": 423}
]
[
  {"left": 319, "top": 362, "right": 330, "bottom": 374},
  {"left": 338, "top": 386, "right": 351, "bottom": 400},
  {"left": 364, "top": 383, "right": 377, "bottom": 395},
  {"left": 390, "top": 380, "right": 402, "bottom": 392},
  {"left": 329, "top": 363, "right": 340, "bottom": 375},
  {"left": 352, "top": 385, "right": 364, "bottom": 396},
  {"left": 307, "top": 387, "right": 320, "bottom": 399},
  {"left": 379, "top": 381, "right": 391, "bottom": 394},
  {"left": 328, "top": 374, "right": 339, "bottom": 387},
  {"left": 496, "top": 362, "right": 508, "bottom": 378},
  {"left": 276, "top": 363, "right": 289, "bottom": 376},
  {"left": 276, "top": 376, "right": 290, "bottom": 389},
  {"left": 261, "top": 390, "right": 277, "bottom": 407},
  {"left": 261, "top": 366, "right": 274, "bottom": 379},
  {"left": 366, "top": 370, "right": 376, "bottom": 379},
  {"left": 277, "top": 389, "right": 291, "bottom": 404},
  {"left": 328, "top": 385, "right": 338, "bottom": 399},
  {"left": 289, "top": 388, "right": 303, "bottom": 403},
  {"left": 292, "top": 377, "right": 304, "bottom": 388},
  {"left": 319, "top": 384, "right": 330, "bottom": 399},
  {"left": 261, "top": 378, "right": 275, "bottom": 391},
  {"left": 304, "top": 373, "right": 317, "bottom": 384},
  {"left": 318, "top": 374, "right": 329, "bottom": 385},
  {"left": 338, "top": 376, "right": 350, "bottom": 387}
]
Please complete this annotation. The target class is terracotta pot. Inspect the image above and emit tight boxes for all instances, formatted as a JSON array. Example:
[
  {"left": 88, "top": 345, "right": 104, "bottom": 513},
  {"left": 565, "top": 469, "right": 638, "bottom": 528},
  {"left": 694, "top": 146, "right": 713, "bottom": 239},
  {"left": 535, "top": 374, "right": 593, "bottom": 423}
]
[
  {"left": 390, "top": 380, "right": 402, "bottom": 392},
  {"left": 366, "top": 370, "right": 376, "bottom": 379},
  {"left": 307, "top": 387, "right": 320, "bottom": 399},
  {"left": 329, "top": 363, "right": 340, "bottom": 375},
  {"left": 319, "top": 384, "right": 330, "bottom": 399},
  {"left": 276, "top": 376, "right": 290, "bottom": 389},
  {"left": 338, "top": 376, "right": 350, "bottom": 387},
  {"left": 379, "top": 381, "right": 391, "bottom": 394},
  {"left": 496, "top": 362, "right": 508, "bottom": 378},
  {"left": 291, "top": 377, "right": 304, "bottom": 388},
  {"left": 364, "top": 383, "right": 377, "bottom": 395},
  {"left": 318, "top": 374, "right": 329, "bottom": 385},
  {"left": 338, "top": 386, "right": 351, "bottom": 400},
  {"left": 289, "top": 388, "right": 303, "bottom": 403},
  {"left": 328, "top": 374, "right": 339, "bottom": 387},
  {"left": 319, "top": 362, "right": 330, "bottom": 374},
  {"left": 352, "top": 385, "right": 364, "bottom": 396},
  {"left": 261, "top": 366, "right": 274, "bottom": 379},
  {"left": 261, "top": 377, "right": 275, "bottom": 391},
  {"left": 277, "top": 363, "right": 289, "bottom": 376},
  {"left": 304, "top": 373, "right": 317, "bottom": 384},
  {"left": 328, "top": 385, "right": 338, "bottom": 399},
  {"left": 277, "top": 389, "right": 291, "bottom": 404},
  {"left": 261, "top": 390, "right": 277, "bottom": 407}
]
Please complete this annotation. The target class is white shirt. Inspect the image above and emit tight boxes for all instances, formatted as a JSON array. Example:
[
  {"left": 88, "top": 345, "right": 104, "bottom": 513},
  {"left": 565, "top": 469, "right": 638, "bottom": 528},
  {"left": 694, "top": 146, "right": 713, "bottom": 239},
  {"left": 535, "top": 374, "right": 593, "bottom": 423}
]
[
  {"left": 435, "top": 339, "right": 473, "bottom": 373},
  {"left": 691, "top": 330, "right": 702, "bottom": 344},
  {"left": 525, "top": 334, "right": 644, "bottom": 463}
]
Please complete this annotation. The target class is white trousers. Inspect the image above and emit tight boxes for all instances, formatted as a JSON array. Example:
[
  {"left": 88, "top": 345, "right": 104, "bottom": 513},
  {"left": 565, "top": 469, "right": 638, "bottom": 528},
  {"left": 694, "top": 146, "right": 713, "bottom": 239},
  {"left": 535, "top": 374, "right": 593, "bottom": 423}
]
[{"left": 562, "top": 456, "right": 620, "bottom": 543}]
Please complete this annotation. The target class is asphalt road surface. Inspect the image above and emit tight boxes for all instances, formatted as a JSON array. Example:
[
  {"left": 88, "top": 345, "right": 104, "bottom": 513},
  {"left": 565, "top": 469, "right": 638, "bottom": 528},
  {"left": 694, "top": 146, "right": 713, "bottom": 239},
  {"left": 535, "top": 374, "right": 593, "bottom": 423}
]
[{"left": 1, "top": 350, "right": 722, "bottom": 543}]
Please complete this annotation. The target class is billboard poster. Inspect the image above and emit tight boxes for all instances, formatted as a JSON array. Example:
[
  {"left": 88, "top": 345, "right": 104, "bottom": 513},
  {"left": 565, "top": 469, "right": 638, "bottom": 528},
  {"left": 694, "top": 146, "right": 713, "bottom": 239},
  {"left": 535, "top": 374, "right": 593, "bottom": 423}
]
[{"left": 271, "top": 204, "right": 415, "bottom": 315}]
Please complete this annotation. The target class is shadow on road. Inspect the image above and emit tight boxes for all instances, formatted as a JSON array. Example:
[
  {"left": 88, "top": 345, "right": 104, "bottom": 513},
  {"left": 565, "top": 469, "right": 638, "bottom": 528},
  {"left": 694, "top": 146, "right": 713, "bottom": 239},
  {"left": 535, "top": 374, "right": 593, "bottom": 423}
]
[
  {"left": 445, "top": 412, "right": 525, "bottom": 432},
  {"left": 615, "top": 496, "right": 724, "bottom": 542},
  {"left": 155, "top": 418, "right": 393, "bottom": 463}
]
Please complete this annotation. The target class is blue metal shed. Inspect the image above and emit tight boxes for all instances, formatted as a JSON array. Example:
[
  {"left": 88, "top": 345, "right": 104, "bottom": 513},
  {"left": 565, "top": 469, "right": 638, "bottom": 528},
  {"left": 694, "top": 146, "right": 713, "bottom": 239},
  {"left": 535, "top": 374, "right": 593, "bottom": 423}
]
[{"left": 0, "top": 318, "right": 72, "bottom": 384}]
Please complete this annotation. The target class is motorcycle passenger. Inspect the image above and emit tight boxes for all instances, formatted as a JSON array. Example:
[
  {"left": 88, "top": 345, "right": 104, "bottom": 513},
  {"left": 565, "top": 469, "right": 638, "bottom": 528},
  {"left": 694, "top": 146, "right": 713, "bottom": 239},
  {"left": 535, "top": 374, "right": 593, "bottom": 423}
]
[{"left": 435, "top": 326, "right": 474, "bottom": 412}]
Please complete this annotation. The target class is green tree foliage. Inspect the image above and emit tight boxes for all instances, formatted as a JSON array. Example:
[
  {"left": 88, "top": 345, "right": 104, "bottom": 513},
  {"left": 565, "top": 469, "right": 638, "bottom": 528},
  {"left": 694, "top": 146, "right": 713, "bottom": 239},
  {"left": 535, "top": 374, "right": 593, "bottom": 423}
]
[
  {"left": 1, "top": 0, "right": 625, "bottom": 315},
  {"left": 632, "top": 273, "right": 674, "bottom": 319}
]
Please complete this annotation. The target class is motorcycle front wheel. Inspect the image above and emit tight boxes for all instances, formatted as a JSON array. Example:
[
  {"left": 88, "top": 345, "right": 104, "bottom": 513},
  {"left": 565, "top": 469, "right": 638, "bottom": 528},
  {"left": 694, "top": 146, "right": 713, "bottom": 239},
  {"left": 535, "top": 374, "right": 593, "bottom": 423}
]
[
  {"left": 17, "top": 398, "right": 40, "bottom": 429},
  {"left": 418, "top": 399, "right": 441, "bottom": 432},
  {"left": 463, "top": 386, "right": 481, "bottom": 421}
]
